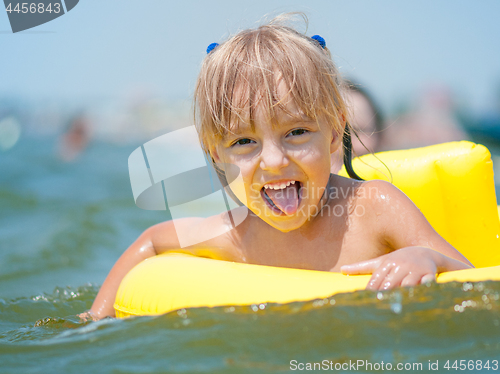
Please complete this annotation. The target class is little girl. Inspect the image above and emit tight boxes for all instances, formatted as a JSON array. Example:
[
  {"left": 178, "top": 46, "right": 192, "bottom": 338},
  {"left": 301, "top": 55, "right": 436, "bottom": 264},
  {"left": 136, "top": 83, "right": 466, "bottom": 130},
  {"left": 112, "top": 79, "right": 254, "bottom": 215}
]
[{"left": 83, "top": 14, "right": 472, "bottom": 320}]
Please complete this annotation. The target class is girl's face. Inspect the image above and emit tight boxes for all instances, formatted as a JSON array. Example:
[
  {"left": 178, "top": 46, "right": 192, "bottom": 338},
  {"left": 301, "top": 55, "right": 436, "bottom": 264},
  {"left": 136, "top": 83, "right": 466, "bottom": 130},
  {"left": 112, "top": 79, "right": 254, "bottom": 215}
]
[{"left": 213, "top": 91, "right": 342, "bottom": 232}]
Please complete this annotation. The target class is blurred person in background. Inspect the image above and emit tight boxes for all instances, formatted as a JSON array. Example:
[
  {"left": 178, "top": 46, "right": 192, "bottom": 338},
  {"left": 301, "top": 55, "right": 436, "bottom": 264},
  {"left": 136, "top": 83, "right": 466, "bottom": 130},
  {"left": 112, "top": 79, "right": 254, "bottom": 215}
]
[
  {"left": 382, "top": 85, "right": 469, "bottom": 150},
  {"left": 331, "top": 80, "right": 384, "bottom": 173},
  {"left": 58, "top": 113, "right": 91, "bottom": 162},
  {"left": 332, "top": 83, "right": 470, "bottom": 174}
]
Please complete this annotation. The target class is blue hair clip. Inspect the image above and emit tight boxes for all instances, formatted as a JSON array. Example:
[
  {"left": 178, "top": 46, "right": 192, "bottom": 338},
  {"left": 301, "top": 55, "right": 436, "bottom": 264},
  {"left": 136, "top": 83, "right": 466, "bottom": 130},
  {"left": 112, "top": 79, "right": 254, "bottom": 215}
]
[
  {"left": 206, "top": 42, "right": 219, "bottom": 54},
  {"left": 311, "top": 35, "right": 326, "bottom": 49}
]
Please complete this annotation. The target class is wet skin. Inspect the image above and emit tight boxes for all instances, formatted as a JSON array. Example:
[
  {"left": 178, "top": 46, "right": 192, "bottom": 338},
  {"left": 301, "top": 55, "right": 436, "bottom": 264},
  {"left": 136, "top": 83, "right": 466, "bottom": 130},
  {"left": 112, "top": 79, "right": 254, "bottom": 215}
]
[
  {"left": 84, "top": 97, "right": 473, "bottom": 320},
  {"left": 212, "top": 109, "right": 338, "bottom": 233}
]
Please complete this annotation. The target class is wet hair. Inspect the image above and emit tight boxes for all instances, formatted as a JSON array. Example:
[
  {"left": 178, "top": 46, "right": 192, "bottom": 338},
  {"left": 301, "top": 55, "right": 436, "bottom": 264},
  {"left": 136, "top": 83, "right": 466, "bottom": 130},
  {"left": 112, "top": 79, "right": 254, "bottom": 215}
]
[{"left": 194, "top": 13, "right": 362, "bottom": 180}]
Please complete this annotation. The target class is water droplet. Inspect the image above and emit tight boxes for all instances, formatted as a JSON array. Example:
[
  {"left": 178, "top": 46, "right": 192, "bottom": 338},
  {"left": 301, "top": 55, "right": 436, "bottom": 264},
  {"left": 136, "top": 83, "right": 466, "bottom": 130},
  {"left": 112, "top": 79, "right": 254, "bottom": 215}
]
[
  {"left": 312, "top": 300, "right": 322, "bottom": 307},
  {"left": 177, "top": 309, "right": 187, "bottom": 318},
  {"left": 391, "top": 303, "right": 402, "bottom": 314},
  {"left": 390, "top": 291, "right": 402, "bottom": 314},
  {"left": 462, "top": 282, "right": 473, "bottom": 291}
]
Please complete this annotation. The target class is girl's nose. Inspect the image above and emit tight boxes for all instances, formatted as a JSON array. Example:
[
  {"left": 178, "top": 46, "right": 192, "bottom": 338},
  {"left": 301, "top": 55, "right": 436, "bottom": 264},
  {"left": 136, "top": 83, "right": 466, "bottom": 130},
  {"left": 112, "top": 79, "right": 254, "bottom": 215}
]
[{"left": 259, "top": 141, "right": 289, "bottom": 171}]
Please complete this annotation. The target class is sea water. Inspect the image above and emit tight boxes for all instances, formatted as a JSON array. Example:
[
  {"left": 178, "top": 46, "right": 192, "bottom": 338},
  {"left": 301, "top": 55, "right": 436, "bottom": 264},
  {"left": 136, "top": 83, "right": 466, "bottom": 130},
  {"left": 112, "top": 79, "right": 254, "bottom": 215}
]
[{"left": 0, "top": 137, "right": 499, "bottom": 374}]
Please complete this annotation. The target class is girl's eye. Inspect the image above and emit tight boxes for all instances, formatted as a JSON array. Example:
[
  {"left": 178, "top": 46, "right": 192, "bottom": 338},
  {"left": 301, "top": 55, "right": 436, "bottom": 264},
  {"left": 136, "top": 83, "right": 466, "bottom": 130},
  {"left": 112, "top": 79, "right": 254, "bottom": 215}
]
[
  {"left": 288, "top": 128, "right": 308, "bottom": 136},
  {"left": 233, "top": 138, "right": 254, "bottom": 146}
]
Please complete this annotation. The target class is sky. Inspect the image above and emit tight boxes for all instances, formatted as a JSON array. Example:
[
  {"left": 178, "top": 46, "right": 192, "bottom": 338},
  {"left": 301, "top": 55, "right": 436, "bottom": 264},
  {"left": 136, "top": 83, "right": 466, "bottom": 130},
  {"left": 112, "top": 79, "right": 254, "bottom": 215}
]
[{"left": 1, "top": 0, "right": 500, "bottom": 115}]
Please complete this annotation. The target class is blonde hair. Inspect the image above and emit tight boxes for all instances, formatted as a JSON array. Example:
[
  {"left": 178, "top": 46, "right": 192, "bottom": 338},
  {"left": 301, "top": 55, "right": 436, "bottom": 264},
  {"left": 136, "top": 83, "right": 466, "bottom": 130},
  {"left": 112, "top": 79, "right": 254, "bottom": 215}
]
[{"left": 194, "top": 13, "right": 349, "bottom": 156}]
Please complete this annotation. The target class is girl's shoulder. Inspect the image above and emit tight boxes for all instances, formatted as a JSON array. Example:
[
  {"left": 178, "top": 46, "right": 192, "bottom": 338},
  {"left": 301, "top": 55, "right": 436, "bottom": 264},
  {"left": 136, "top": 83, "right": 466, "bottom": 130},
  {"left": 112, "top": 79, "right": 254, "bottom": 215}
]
[
  {"left": 345, "top": 178, "right": 414, "bottom": 215},
  {"left": 330, "top": 174, "right": 407, "bottom": 204},
  {"left": 329, "top": 174, "right": 419, "bottom": 225},
  {"left": 341, "top": 177, "right": 431, "bottom": 244},
  {"left": 329, "top": 174, "right": 392, "bottom": 201},
  {"left": 355, "top": 178, "right": 401, "bottom": 203}
]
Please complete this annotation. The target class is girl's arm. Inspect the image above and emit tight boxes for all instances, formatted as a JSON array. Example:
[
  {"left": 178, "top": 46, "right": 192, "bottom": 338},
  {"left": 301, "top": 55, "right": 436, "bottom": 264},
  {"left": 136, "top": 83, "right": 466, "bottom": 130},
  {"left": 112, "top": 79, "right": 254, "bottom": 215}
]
[
  {"left": 341, "top": 180, "right": 473, "bottom": 290},
  {"left": 81, "top": 220, "right": 180, "bottom": 320}
]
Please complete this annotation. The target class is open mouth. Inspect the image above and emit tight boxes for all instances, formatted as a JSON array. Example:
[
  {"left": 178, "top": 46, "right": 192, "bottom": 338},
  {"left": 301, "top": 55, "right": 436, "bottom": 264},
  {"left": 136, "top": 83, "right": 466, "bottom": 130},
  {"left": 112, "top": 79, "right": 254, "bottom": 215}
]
[{"left": 261, "top": 181, "right": 302, "bottom": 216}]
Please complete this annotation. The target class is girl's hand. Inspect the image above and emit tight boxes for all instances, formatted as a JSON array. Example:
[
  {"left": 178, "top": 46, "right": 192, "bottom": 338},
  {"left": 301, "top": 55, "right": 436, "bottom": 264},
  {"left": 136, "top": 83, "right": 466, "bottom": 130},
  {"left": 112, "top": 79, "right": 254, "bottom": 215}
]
[
  {"left": 77, "top": 310, "right": 98, "bottom": 322},
  {"left": 340, "top": 247, "right": 471, "bottom": 291}
]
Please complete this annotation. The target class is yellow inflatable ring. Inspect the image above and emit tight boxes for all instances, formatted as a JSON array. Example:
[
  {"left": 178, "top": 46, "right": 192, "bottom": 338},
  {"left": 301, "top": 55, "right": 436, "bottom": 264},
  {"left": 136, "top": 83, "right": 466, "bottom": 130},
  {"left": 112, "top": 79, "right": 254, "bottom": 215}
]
[
  {"left": 114, "top": 252, "right": 500, "bottom": 318},
  {"left": 114, "top": 142, "right": 500, "bottom": 318}
]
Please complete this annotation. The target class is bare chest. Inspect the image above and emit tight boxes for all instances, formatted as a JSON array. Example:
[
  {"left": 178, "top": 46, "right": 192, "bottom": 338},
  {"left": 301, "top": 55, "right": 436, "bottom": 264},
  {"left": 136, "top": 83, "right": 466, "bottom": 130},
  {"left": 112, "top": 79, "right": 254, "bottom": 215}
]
[{"left": 221, "top": 213, "right": 387, "bottom": 272}]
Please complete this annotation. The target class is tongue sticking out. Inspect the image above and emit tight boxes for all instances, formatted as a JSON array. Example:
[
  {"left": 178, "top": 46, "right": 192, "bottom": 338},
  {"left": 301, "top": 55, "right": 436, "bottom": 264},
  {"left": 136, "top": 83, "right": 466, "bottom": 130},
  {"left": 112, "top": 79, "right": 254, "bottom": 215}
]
[{"left": 264, "top": 183, "right": 300, "bottom": 215}]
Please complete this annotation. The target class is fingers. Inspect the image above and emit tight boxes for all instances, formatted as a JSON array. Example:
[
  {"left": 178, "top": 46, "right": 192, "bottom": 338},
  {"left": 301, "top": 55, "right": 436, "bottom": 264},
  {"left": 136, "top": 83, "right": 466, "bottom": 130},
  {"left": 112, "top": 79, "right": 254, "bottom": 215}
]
[
  {"left": 420, "top": 273, "right": 436, "bottom": 284},
  {"left": 366, "top": 262, "right": 394, "bottom": 290},
  {"left": 77, "top": 312, "right": 90, "bottom": 322},
  {"left": 370, "top": 268, "right": 437, "bottom": 291},
  {"left": 78, "top": 310, "right": 98, "bottom": 322},
  {"left": 380, "top": 265, "right": 412, "bottom": 290},
  {"left": 341, "top": 257, "right": 383, "bottom": 275},
  {"left": 394, "top": 272, "right": 436, "bottom": 288},
  {"left": 341, "top": 250, "right": 438, "bottom": 291},
  {"left": 342, "top": 257, "right": 402, "bottom": 290},
  {"left": 401, "top": 273, "right": 424, "bottom": 287}
]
